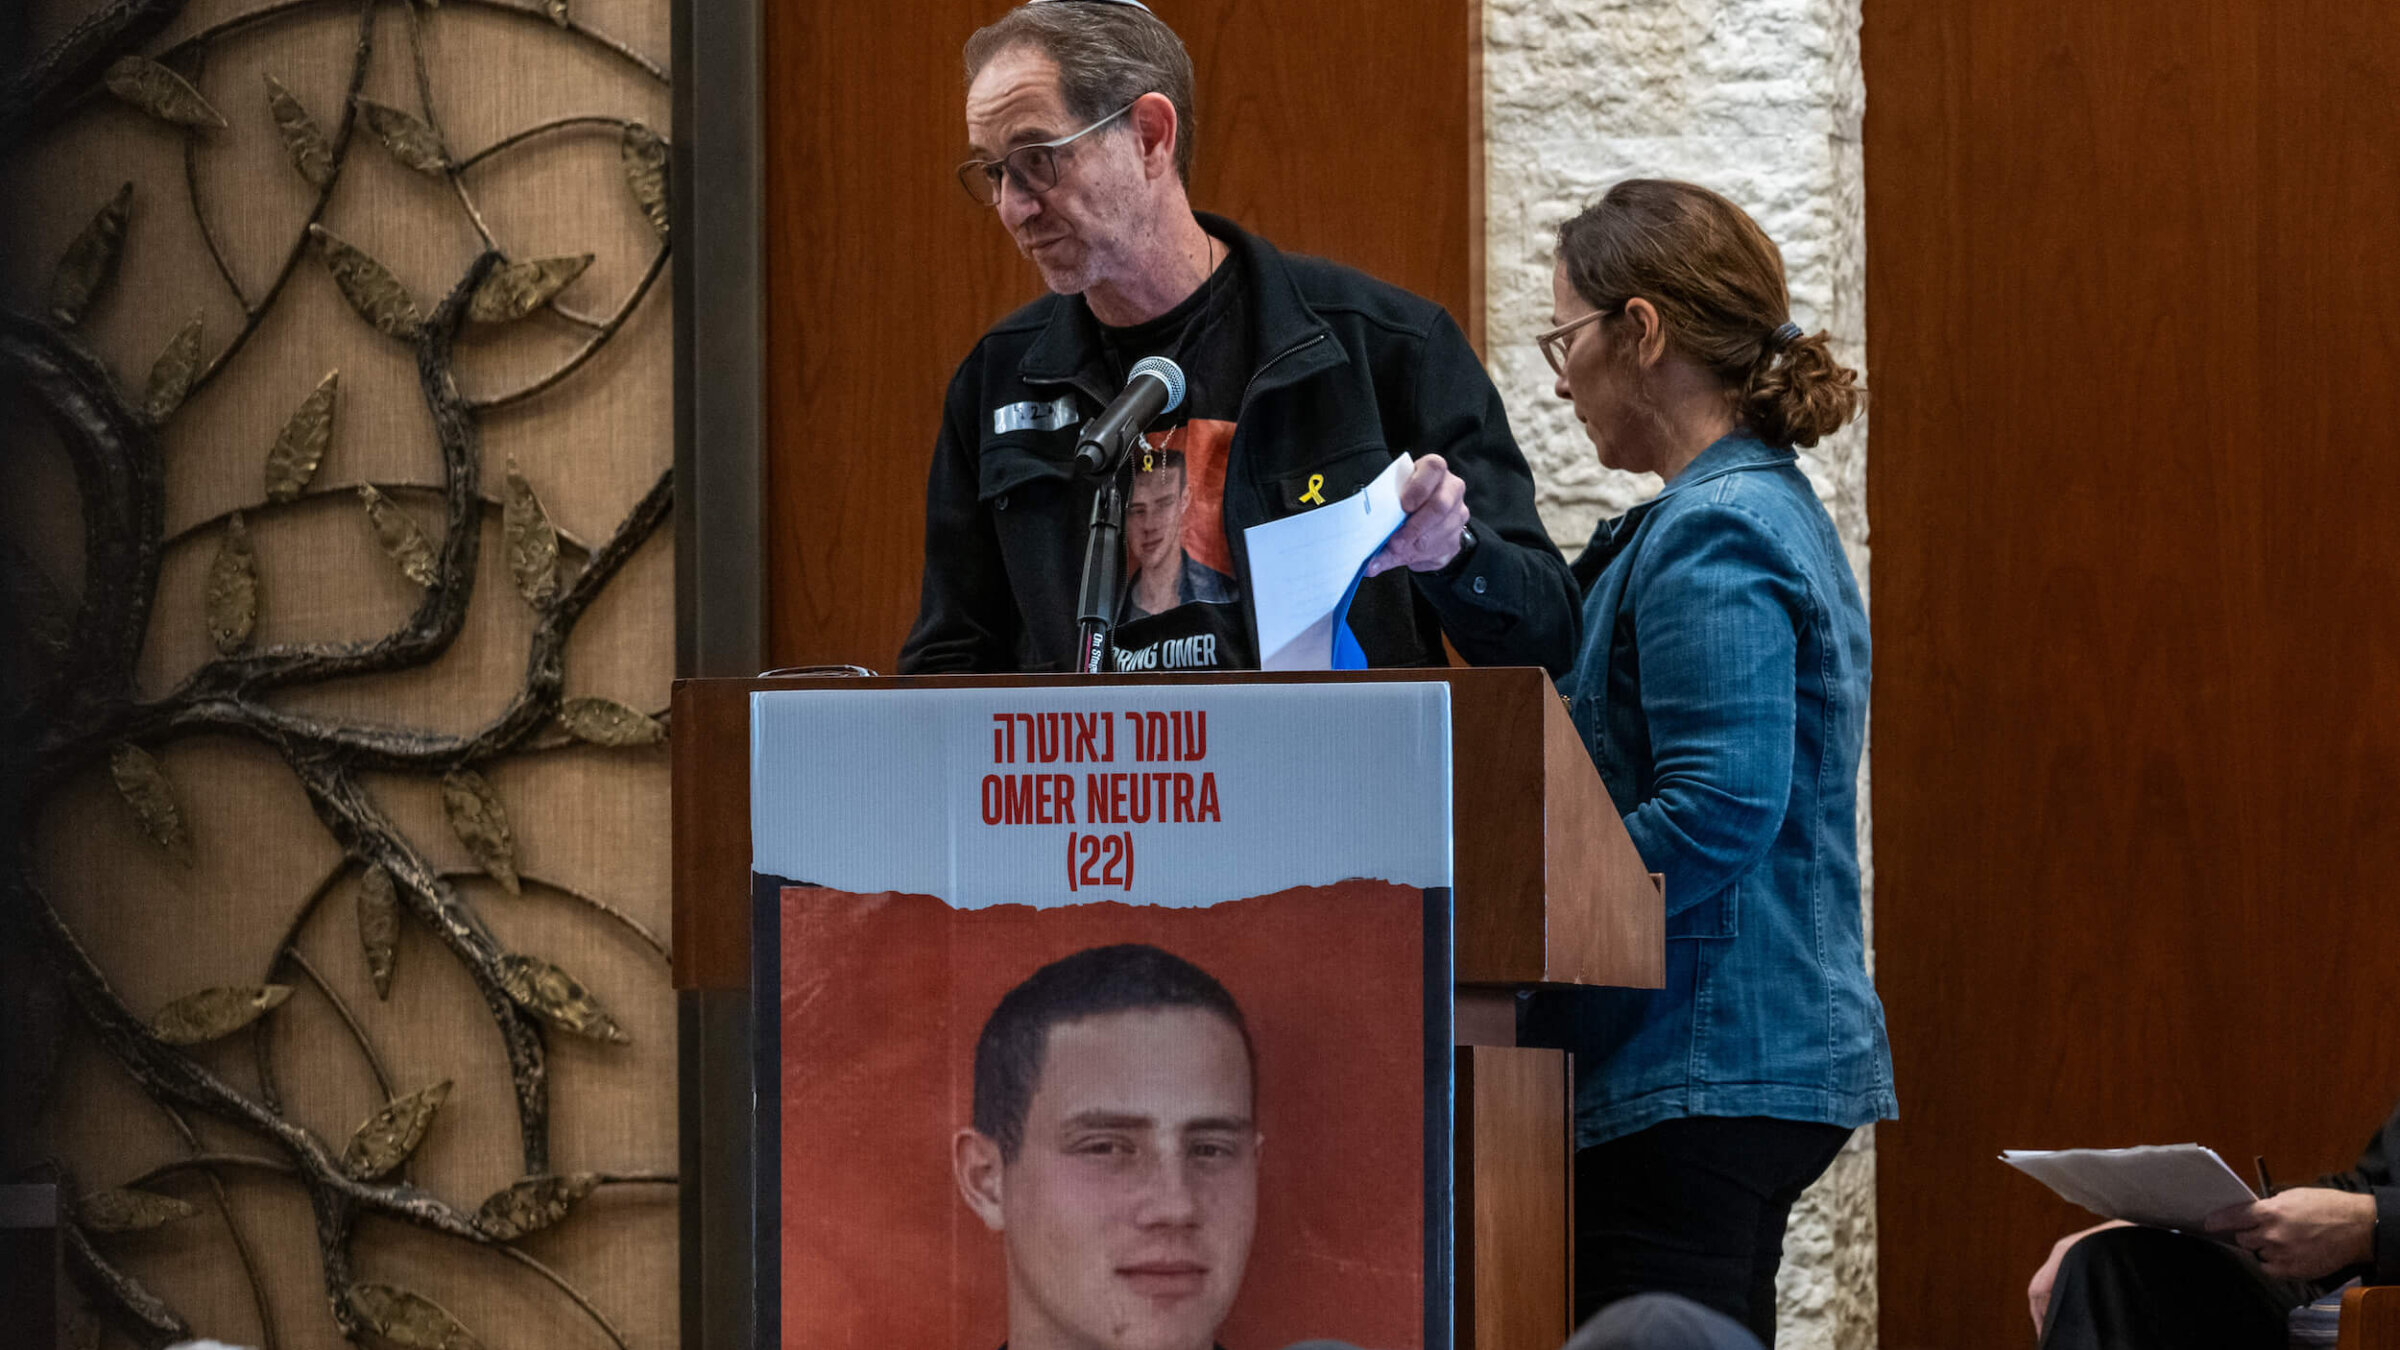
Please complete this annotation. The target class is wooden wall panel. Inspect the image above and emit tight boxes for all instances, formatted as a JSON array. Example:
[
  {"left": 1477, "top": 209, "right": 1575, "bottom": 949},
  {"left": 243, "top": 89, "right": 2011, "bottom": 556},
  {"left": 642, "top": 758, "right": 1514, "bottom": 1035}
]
[
  {"left": 1864, "top": 1, "right": 2400, "bottom": 1345},
  {"left": 764, "top": 0, "right": 1476, "bottom": 670}
]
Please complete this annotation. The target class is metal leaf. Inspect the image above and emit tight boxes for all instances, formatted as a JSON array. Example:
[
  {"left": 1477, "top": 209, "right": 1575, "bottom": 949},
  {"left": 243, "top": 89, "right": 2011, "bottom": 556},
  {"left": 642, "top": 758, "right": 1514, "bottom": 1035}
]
[
  {"left": 621, "top": 122, "right": 668, "bottom": 238},
  {"left": 264, "top": 370, "right": 340, "bottom": 503},
  {"left": 358, "top": 863, "right": 399, "bottom": 999},
  {"left": 342, "top": 1080, "right": 451, "bottom": 1180},
  {"left": 141, "top": 313, "right": 205, "bottom": 421},
  {"left": 469, "top": 254, "right": 592, "bottom": 324},
  {"left": 440, "top": 769, "right": 519, "bottom": 895},
  {"left": 560, "top": 697, "right": 665, "bottom": 748},
  {"left": 358, "top": 485, "right": 438, "bottom": 588},
  {"left": 104, "top": 55, "right": 228, "bottom": 130},
  {"left": 64, "top": 1235, "right": 185, "bottom": 1343},
  {"left": 108, "top": 743, "right": 191, "bottom": 864},
  {"left": 46, "top": 183, "right": 133, "bottom": 327},
  {"left": 497, "top": 954, "right": 630, "bottom": 1044},
  {"left": 265, "top": 74, "right": 334, "bottom": 188},
  {"left": 346, "top": 1284, "right": 484, "bottom": 1350},
  {"left": 151, "top": 984, "right": 292, "bottom": 1045},
  {"left": 356, "top": 98, "right": 450, "bottom": 175},
  {"left": 310, "top": 224, "right": 423, "bottom": 340},
  {"left": 502, "top": 459, "right": 559, "bottom": 608},
  {"left": 545, "top": 0, "right": 570, "bottom": 27},
  {"left": 77, "top": 1187, "right": 199, "bottom": 1233},
  {"left": 472, "top": 1172, "right": 598, "bottom": 1240},
  {"left": 207, "top": 511, "right": 258, "bottom": 655}
]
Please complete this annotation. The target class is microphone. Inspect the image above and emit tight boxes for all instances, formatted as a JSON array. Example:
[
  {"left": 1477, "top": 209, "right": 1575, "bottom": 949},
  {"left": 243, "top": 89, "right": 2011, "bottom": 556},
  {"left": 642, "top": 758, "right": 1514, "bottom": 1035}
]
[{"left": 1074, "top": 356, "right": 1186, "bottom": 476}]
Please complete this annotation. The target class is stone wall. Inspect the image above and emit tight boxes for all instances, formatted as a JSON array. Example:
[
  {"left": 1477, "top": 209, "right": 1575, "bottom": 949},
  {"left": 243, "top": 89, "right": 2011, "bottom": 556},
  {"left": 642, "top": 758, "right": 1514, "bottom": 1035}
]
[{"left": 1479, "top": 1, "right": 1876, "bottom": 1344}]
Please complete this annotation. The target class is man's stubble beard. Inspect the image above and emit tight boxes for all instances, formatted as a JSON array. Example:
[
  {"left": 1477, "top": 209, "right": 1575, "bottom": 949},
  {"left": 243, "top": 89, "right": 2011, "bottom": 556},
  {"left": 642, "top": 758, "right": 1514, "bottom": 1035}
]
[
  {"left": 1035, "top": 234, "right": 1130, "bottom": 299},
  {"left": 1025, "top": 181, "right": 1146, "bottom": 300}
]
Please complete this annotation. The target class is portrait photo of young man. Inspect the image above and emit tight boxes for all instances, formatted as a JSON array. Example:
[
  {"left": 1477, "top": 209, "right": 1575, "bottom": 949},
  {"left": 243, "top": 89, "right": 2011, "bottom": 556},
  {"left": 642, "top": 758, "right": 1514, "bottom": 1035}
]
[
  {"left": 767, "top": 873, "right": 1439, "bottom": 1350},
  {"left": 1120, "top": 447, "right": 1235, "bottom": 624},
  {"left": 952, "top": 944, "right": 1260, "bottom": 1350}
]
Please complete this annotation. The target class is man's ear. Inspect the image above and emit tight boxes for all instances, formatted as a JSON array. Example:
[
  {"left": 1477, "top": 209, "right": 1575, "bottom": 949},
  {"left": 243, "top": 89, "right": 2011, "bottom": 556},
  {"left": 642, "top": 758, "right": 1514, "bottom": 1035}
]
[
  {"left": 954, "top": 1128, "right": 1007, "bottom": 1233},
  {"left": 1128, "top": 91, "right": 1179, "bottom": 181},
  {"left": 1624, "top": 297, "right": 1668, "bottom": 367}
]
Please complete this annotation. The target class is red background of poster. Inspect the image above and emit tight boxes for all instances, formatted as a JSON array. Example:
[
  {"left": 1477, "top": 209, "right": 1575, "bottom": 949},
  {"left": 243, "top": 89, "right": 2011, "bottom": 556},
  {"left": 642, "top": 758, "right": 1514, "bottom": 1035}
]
[
  {"left": 1149, "top": 419, "right": 1236, "bottom": 576},
  {"left": 777, "top": 880, "right": 1430, "bottom": 1350}
]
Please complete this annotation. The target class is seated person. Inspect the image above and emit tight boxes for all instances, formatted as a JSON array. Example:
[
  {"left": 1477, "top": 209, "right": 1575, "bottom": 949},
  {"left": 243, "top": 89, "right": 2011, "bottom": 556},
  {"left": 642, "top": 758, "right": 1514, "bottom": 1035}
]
[{"left": 2028, "top": 1095, "right": 2399, "bottom": 1349}]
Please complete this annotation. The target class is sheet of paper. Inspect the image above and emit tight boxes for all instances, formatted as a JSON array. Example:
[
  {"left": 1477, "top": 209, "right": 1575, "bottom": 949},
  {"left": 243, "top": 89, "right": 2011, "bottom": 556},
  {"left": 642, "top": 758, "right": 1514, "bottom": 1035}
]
[
  {"left": 1244, "top": 453, "right": 1413, "bottom": 671},
  {"left": 2000, "top": 1144, "right": 2258, "bottom": 1232}
]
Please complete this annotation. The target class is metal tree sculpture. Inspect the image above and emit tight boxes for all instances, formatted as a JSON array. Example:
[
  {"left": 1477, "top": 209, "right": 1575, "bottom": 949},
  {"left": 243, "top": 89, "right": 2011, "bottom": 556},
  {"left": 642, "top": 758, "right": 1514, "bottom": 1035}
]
[{"left": 3, "top": 1, "right": 677, "bottom": 1345}]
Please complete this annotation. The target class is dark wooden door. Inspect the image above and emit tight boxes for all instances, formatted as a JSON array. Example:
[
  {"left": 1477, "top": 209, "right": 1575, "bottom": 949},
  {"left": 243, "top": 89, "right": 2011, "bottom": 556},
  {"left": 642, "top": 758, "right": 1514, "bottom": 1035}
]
[
  {"left": 764, "top": 0, "right": 1477, "bottom": 669},
  {"left": 1866, "top": 2, "right": 2400, "bottom": 1344}
]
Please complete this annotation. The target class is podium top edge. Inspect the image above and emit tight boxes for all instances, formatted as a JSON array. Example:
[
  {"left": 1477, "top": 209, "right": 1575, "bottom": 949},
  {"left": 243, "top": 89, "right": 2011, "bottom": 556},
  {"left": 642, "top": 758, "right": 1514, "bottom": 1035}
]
[{"left": 674, "top": 667, "right": 1558, "bottom": 694}]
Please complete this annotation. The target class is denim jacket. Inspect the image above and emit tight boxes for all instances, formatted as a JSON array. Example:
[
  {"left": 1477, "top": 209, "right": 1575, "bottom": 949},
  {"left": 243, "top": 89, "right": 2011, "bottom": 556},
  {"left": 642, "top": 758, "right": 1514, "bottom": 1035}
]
[{"left": 1523, "top": 435, "right": 1897, "bottom": 1149}]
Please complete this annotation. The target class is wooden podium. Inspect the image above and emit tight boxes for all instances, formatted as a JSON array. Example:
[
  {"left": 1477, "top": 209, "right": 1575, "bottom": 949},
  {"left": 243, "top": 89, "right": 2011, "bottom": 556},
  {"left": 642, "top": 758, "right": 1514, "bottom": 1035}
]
[{"left": 672, "top": 667, "right": 1662, "bottom": 1350}]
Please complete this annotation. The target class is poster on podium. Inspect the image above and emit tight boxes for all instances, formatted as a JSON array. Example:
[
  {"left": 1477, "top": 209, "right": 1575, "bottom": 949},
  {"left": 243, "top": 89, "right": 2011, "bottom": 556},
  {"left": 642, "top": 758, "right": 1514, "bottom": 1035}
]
[{"left": 751, "top": 681, "right": 1455, "bottom": 1350}]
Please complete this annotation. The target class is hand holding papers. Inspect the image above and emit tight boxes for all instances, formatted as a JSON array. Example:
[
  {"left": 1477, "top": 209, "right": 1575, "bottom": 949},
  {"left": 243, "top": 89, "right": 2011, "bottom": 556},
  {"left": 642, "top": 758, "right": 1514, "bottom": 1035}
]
[
  {"left": 2001, "top": 1144, "right": 2259, "bottom": 1232},
  {"left": 1364, "top": 454, "right": 1474, "bottom": 577},
  {"left": 1244, "top": 454, "right": 1412, "bottom": 670}
]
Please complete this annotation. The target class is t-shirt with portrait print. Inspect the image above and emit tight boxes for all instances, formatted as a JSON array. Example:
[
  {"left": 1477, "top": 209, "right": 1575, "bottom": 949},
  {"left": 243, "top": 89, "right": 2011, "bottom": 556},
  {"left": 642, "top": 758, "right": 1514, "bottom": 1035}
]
[{"left": 1096, "top": 252, "right": 1256, "bottom": 672}]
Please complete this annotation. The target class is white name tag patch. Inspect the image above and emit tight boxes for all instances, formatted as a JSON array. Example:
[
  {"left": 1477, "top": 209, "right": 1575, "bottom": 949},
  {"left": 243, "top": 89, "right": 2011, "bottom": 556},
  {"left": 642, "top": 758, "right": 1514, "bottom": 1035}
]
[{"left": 992, "top": 395, "right": 1081, "bottom": 435}]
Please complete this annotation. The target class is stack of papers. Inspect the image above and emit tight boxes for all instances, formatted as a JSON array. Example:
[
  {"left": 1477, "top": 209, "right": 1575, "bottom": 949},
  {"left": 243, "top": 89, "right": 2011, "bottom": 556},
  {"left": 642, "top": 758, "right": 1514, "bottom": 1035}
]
[
  {"left": 2000, "top": 1144, "right": 2258, "bottom": 1231},
  {"left": 1244, "top": 454, "right": 1412, "bottom": 670}
]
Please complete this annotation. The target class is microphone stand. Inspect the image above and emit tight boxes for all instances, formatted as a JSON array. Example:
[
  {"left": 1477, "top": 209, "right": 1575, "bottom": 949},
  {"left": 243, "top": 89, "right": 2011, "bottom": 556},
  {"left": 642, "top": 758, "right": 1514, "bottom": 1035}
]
[
  {"left": 1069, "top": 355, "right": 1184, "bottom": 675},
  {"left": 1073, "top": 455, "right": 1130, "bottom": 675}
]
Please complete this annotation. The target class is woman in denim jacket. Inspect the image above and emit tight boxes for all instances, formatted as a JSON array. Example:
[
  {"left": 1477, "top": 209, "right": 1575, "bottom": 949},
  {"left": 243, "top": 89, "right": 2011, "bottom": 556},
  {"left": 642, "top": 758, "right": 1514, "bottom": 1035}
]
[{"left": 1520, "top": 180, "right": 1897, "bottom": 1345}]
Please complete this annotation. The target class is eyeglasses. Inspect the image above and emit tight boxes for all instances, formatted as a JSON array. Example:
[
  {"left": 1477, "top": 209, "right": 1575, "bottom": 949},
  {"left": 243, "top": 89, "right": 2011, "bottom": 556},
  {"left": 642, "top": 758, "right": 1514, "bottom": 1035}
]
[
  {"left": 956, "top": 101, "right": 1139, "bottom": 207},
  {"left": 1537, "top": 306, "right": 1617, "bottom": 377}
]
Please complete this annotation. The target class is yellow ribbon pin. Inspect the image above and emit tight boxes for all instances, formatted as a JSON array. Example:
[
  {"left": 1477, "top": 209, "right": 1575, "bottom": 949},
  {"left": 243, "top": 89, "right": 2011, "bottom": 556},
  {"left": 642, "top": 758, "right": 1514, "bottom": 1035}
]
[{"left": 1298, "top": 473, "right": 1326, "bottom": 506}]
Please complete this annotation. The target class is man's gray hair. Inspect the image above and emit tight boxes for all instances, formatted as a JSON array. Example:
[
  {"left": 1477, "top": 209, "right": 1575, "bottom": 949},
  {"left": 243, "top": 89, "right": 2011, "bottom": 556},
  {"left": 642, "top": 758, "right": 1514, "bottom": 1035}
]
[{"left": 964, "top": 2, "right": 1198, "bottom": 186}]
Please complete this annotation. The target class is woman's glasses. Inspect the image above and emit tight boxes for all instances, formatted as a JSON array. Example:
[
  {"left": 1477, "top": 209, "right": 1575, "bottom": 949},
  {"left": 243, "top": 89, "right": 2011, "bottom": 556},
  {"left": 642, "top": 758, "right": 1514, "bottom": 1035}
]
[{"left": 1536, "top": 306, "right": 1615, "bottom": 377}]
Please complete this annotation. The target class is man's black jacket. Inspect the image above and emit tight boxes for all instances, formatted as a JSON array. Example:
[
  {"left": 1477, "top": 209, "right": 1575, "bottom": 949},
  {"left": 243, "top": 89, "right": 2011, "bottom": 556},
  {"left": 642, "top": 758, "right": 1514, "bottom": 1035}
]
[
  {"left": 2321, "top": 1095, "right": 2400, "bottom": 1286},
  {"left": 898, "top": 214, "right": 1579, "bottom": 676}
]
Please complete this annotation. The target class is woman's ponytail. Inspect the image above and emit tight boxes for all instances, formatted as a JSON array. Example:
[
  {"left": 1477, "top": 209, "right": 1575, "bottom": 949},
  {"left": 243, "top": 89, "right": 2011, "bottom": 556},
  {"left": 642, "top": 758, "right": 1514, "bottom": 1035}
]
[{"left": 1740, "top": 329, "right": 1862, "bottom": 450}]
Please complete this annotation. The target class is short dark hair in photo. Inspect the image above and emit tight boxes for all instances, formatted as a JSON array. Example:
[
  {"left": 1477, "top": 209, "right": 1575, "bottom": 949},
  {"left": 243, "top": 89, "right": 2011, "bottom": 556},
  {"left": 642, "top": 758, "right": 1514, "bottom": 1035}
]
[
  {"left": 963, "top": 2, "right": 1199, "bottom": 185},
  {"left": 972, "top": 943, "right": 1254, "bottom": 1159}
]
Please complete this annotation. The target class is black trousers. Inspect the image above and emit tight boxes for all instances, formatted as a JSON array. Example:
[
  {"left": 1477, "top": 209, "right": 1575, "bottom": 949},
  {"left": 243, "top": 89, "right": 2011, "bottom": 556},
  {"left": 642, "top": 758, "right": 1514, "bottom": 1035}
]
[
  {"left": 2040, "top": 1225, "right": 2309, "bottom": 1350},
  {"left": 1573, "top": 1116, "right": 1854, "bottom": 1347}
]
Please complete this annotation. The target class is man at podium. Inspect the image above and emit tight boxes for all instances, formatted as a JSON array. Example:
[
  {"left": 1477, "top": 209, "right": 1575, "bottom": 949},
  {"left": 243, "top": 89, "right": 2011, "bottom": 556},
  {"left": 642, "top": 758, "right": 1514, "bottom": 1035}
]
[{"left": 901, "top": 0, "right": 1577, "bottom": 676}]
